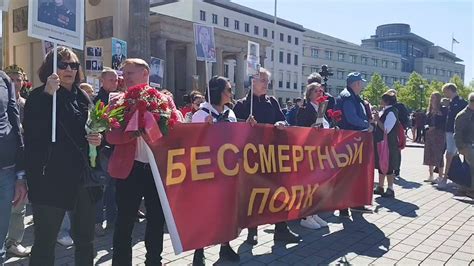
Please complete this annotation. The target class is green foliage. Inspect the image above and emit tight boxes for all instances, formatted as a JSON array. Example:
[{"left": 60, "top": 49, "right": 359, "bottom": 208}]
[
  {"left": 397, "top": 72, "right": 428, "bottom": 111},
  {"left": 449, "top": 75, "right": 474, "bottom": 99},
  {"left": 362, "top": 73, "right": 388, "bottom": 105}
]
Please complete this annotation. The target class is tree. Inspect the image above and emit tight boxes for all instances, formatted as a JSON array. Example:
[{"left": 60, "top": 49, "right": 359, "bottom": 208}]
[
  {"left": 449, "top": 75, "right": 474, "bottom": 99},
  {"left": 362, "top": 73, "right": 388, "bottom": 106},
  {"left": 397, "top": 72, "right": 427, "bottom": 111}
]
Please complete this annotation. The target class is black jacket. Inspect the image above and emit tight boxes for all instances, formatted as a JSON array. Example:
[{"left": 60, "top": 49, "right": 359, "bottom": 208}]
[
  {"left": 24, "top": 84, "right": 99, "bottom": 210},
  {"left": 94, "top": 87, "right": 110, "bottom": 105},
  {"left": 233, "top": 93, "right": 285, "bottom": 125},
  {"left": 296, "top": 103, "right": 319, "bottom": 127}
]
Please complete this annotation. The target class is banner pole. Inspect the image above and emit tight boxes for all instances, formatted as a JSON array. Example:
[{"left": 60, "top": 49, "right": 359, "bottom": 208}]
[
  {"left": 250, "top": 78, "right": 254, "bottom": 117},
  {"left": 144, "top": 143, "right": 183, "bottom": 254},
  {"left": 205, "top": 60, "right": 211, "bottom": 116},
  {"left": 52, "top": 42, "right": 57, "bottom": 143}
]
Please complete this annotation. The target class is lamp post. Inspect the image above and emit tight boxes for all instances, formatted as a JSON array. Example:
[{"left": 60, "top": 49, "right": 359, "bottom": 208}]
[{"left": 419, "top": 84, "right": 424, "bottom": 110}]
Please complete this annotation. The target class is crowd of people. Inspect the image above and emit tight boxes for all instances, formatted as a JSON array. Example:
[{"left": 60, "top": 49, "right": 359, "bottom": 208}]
[{"left": 0, "top": 46, "right": 473, "bottom": 265}]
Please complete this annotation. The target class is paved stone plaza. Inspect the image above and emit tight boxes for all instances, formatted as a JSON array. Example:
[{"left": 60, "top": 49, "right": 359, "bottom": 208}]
[{"left": 5, "top": 146, "right": 473, "bottom": 265}]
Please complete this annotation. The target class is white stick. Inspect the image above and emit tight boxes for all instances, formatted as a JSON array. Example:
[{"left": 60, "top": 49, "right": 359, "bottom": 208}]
[
  {"left": 205, "top": 60, "right": 211, "bottom": 116},
  {"left": 250, "top": 78, "right": 254, "bottom": 117},
  {"left": 144, "top": 142, "right": 183, "bottom": 254},
  {"left": 52, "top": 42, "right": 57, "bottom": 143}
]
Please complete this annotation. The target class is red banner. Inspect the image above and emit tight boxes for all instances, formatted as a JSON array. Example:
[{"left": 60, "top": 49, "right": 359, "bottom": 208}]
[{"left": 146, "top": 123, "right": 374, "bottom": 253}]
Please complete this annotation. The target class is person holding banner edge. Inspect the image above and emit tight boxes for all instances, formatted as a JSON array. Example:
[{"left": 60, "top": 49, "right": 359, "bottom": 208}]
[
  {"left": 191, "top": 76, "right": 240, "bottom": 265},
  {"left": 24, "top": 46, "right": 103, "bottom": 266},
  {"left": 233, "top": 67, "right": 301, "bottom": 245}
]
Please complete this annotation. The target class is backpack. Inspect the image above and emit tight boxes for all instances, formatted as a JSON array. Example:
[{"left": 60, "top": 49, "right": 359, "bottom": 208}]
[
  {"left": 395, "top": 103, "right": 410, "bottom": 129},
  {"left": 396, "top": 121, "right": 407, "bottom": 150}
]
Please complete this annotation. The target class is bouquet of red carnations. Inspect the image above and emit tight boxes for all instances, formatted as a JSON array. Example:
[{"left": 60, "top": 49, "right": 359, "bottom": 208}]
[
  {"left": 86, "top": 101, "right": 124, "bottom": 167},
  {"left": 116, "top": 83, "right": 179, "bottom": 137}
]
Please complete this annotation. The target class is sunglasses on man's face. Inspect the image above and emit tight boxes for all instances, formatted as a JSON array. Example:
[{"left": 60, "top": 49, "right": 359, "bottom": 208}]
[{"left": 57, "top": 61, "right": 80, "bottom": 70}]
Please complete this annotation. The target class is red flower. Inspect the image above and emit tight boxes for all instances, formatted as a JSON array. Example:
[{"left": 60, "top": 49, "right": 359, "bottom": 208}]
[
  {"left": 99, "top": 101, "right": 105, "bottom": 110},
  {"left": 149, "top": 101, "right": 158, "bottom": 110},
  {"left": 328, "top": 109, "right": 343, "bottom": 122},
  {"left": 101, "top": 113, "right": 109, "bottom": 120},
  {"left": 316, "top": 95, "right": 329, "bottom": 104},
  {"left": 111, "top": 121, "right": 121, "bottom": 129},
  {"left": 137, "top": 100, "right": 148, "bottom": 112},
  {"left": 152, "top": 113, "right": 161, "bottom": 122}
]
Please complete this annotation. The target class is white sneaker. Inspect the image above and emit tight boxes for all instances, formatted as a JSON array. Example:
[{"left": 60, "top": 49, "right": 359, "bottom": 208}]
[
  {"left": 7, "top": 243, "right": 30, "bottom": 257},
  {"left": 300, "top": 217, "right": 321, "bottom": 230},
  {"left": 57, "top": 235, "right": 74, "bottom": 246},
  {"left": 311, "top": 215, "right": 328, "bottom": 227},
  {"left": 436, "top": 178, "right": 448, "bottom": 189}
]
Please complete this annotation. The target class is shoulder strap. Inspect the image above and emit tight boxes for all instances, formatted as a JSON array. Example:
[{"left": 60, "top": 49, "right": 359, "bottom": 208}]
[{"left": 201, "top": 107, "right": 220, "bottom": 120}]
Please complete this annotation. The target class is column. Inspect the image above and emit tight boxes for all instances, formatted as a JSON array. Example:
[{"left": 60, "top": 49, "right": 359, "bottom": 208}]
[
  {"left": 235, "top": 52, "right": 246, "bottom": 99},
  {"left": 154, "top": 38, "right": 167, "bottom": 59},
  {"left": 212, "top": 48, "right": 224, "bottom": 76},
  {"left": 186, "top": 43, "right": 197, "bottom": 92},
  {"left": 166, "top": 43, "right": 175, "bottom": 93}
]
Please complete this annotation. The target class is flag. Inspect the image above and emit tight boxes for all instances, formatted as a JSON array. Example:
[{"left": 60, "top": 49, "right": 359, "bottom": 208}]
[{"left": 452, "top": 37, "right": 460, "bottom": 44}]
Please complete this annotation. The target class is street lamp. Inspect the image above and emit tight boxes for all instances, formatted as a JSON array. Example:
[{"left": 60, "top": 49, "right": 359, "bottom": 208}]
[{"left": 419, "top": 84, "right": 424, "bottom": 110}]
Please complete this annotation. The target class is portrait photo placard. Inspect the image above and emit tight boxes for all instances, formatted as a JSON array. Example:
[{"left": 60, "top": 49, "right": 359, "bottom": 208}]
[{"left": 193, "top": 24, "right": 216, "bottom": 62}]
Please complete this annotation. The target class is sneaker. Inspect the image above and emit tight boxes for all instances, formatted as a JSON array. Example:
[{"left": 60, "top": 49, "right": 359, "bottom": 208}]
[
  {"left": 274, "top": 227, "right": 301, "bottom": 243},
  {"left": 300, "top": 217, "right": 321, "bottom": 230},
  {"left": 383, "top": 188, "right": 395, "bottom": 198},
  {"left": 245, "top": 228, "right": 258, "bottom": 245},
  {"left": 374, "top": 186, "right": 384, "bottom": 195},
  {"left": 351, "top": 206, "right": 373, "bottom": 213},
  {"left": 95, "top": 224, "right": 106, "bottom": 237},
  {"left": 339, "top": 209, "right": 350, "bottom": 218},
  {"left": 436, "top": 178, "right": 448, "bottom": 189},
  {"left": 424, "top": 176, "right": 435, "bottom": 182},
  {"left": 192, "top": 248, "right": 205, "bottom": 266},
  {"left": 57, "top": 235, "right": 74, "bottom": 246},
  {"left": 219, "top": 245, "right": 240, "bottom": 262},
  {"left": 311, "top": 215, "right": 328, "bottom": 227},
  {"left": 6, "top": 243, "right": 30, "bottom": 257}
]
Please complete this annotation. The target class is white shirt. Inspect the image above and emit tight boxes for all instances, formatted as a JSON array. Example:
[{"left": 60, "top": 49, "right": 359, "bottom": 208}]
[
  {"left": 135, "top": 136, "right": 149, "bottom": 163},
  {"left": 381, "top": 105, "right": 396, "bottom": 133},
  {"left": 192, "top": 102, "right": 237, "bottom": 123},
  {"left": 310, "top": 102, "right": 330, "bottom": 129}
]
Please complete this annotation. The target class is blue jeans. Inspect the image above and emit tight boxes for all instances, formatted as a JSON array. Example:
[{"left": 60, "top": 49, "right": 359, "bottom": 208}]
[
  {"left": 0, "top": 167, "right": 16, "bottom": 264},
  {"left": 95, "top": 178, "right": 117, "bottom": 226}
]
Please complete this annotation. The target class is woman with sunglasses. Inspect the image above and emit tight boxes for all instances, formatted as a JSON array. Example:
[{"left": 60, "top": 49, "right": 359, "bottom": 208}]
[
  {"left": 191, "top": 76, "right": 239, "bottom": 265},
  {"left": 23, "top": 46, "right": 102, "bottom": 265},
  {"left": 295, "top": 82, "right": 329, "bottom": 230}
]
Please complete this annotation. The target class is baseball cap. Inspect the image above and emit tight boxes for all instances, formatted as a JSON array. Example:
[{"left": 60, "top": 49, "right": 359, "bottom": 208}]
[{"left": 346, "top": 72, "right": 366, "bottom": 84}]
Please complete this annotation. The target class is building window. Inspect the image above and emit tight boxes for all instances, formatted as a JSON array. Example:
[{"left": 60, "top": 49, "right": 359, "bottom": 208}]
[
  {"left": 361, "top": 73, "right": 367, "bottom": 80},
  {"left": 280, "top": 33, "right": 284, "bottom": 41},
  {"left": 382, "top": 76, "right": 387, "bottom": 83},
  {"left": 447, "top": 71, "right": 452, "bottom": 77},
  {"left": 350, "top": 55, "right": 357, "bottom": 63},
  {"left": 254, "top": 26, "right": 259, "bottom": 35},
  {"left": 295, "top": 37, "right": 299, "bottom": 45},
  {"left": 425, "top": 67, "right": 431, "bottom": 74},
  {"left": 372, "top": 58, "right": 378, "bottom": 66},
  {"left": 272, "top": 31, "right": 275, "bottom": 39},
  {"left": 392, "top": 61, "right": 398, "bottom": 69},
  {"left": 200, "top": 10, "right": 206, "bottom": 21},
  {"left": 287, "top": 53, "right": 291, "bottom": 64},
  {"left": 271, "top": 49, "right": 274, "bottom": 61},
  {"left": 382, "top": 60, "right": 388, "bottom": 68},
  {"left": 287, "top": 72, "right": 291, "bottom": 89},
  {"left": 362, "top": 57, "right": 368, "bottom": 65},
  {"left": 279, "top": 51, "right": 284, "bottom": 63},
  {"left": 244, "top": 23, "right": 249, "bottom": 33},
  {"left": 325, "top": 51, "right": 332, "bottom": 60},
  {"left": 234, "top": 20, "right": 240, "bottom": 30},
  {"left": 279, "top": 71, "right": 283, "bottom": 88},
  {"left": 224, "top": 17, "right": 229, "bottom": 27},
  {"left": 433, "top": 68, "right": 438, "bottom": 75},
  {"left": 294, "top": 54, "right": 298, "bottom": 65},
  {"left": 337, "top": 70, "right": 345, "bottom": 80},
  {"left": 338, "top": 52, "right": 345, "bottom": 61},
  {"left": 212, "top": 14, "right": 218, "bottom": 24},
  {"left": 287, "top": 35, "right": 292, "bottom": 43},
  {"left": 293, "top": 73, "right": 298, "bottom": 89},
  {"left": 263, "top": 28, "right": 268, "bottom": 37},
  {"left": 311, "top": 48, "right": 318, "bottom": 58},
  {"left": 224, "top": 64, "right": 229, "bottom": 78}
]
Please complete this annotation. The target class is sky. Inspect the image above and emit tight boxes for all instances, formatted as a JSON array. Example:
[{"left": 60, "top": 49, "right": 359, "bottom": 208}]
[
  {"left": 233, "top": 0, "right": 474, "bottom": 85},
  {"left": 1, "top": 1, "right": 472, "bottom": 84}
]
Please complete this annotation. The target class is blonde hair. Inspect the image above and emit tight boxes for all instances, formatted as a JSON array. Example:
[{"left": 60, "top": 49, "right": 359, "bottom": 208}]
[
  {"left": 101, "top": 67, "right": 117, "bottom": 78},
  {"left": 428, "top": 92, "right": 442, "bottom": 114},
  {"left": 305, "top": 82, "right": 322, "bottom": 102},
  {"left": 257, "top": 67, "right": 271, "bottom": 78},
  {"left": 120, "top": 58, "right": 150, "bottom": 72}
]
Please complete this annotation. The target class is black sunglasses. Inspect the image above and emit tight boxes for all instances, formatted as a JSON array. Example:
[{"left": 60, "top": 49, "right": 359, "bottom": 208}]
[{"left": 57, "top": 61, "right": 80, "bottom": 70}]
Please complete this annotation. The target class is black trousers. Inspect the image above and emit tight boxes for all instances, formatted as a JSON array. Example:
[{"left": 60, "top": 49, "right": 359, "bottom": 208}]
[
  {"left": 30, "top": 187, "right": 96, "bottom": 266},
  {"left": 112, "top": 161, "right": 165, "bottom": 266}
]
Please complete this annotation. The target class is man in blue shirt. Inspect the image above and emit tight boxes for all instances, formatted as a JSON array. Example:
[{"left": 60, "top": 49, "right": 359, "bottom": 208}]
[
  {"left": 337, "top": 72, "right": 374, "bottom": 217},
  {"left": 439, "top": 83, "right": 468, "bottom": 188}
]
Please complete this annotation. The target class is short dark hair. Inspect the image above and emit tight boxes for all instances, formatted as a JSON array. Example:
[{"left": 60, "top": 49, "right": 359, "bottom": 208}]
[
  {"left": 207, "top": 76, "right": 229, "bottom": 105},
  {"left": 382, "top": 91, "right": 397, "bottom": 106},
  {"left": 38, "top": 46, "right": 84, "bottom": 84},
  {"left": 307, "top": 72, "right": 322, "bottom": 84}
]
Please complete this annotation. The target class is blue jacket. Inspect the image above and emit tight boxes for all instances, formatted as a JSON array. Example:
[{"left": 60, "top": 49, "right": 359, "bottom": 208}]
[{"left": 337, "top": 87, "right": 369, "bottom": 131}]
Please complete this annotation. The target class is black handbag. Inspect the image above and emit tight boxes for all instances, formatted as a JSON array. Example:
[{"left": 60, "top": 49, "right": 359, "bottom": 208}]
[{"left": 58, "top": 121, "right": 110, "bottom": 187}]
